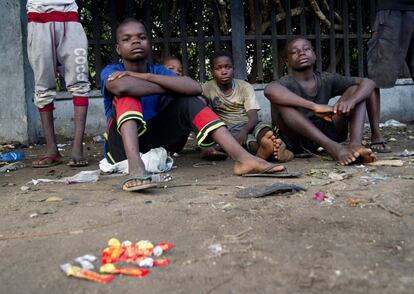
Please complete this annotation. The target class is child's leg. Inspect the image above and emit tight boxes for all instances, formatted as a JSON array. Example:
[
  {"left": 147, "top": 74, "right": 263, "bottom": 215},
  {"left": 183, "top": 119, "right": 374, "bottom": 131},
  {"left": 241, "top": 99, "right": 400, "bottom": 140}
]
[
  {"left": 149, "top": 97, "right": 285, "bottom": 175},
  {"left": 59, "top": 21, "right": 91, "bottom": 165},
  {"left": 28, "top": 22, "right": 61, "bottom": 166},
  {"left": 366, "top": 88, "right": 391, "bottom": 152},
  {"left": 273, "top": 104, "right": 363, "bottom": 165}
]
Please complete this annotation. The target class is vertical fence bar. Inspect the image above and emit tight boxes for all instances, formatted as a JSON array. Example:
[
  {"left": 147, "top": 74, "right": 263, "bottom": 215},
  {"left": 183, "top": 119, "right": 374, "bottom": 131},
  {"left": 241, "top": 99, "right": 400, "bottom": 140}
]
[
  {"left": 285, "top": 0, "right": 292, "bottom": 36},
  {"left": 328, "top": 0, "right": 336, "bottom": 73},
  {"left": 271, "top": 1, "right": 279, "bottom": 80},
  {"left": 162, "top": 0, "right": 171, "bottom": 57},
  {"left": 343, "top": 0, "right": 350, "bottom": 76},
  {"left": 125, "top": 0, "right": 133, "bottom": 17},
  {"left": 299, "top": 0, "right": 306, "bottom": 36},
  {"left": 370, "top": 0, "right": 376, "bottom": 27},
  {"left": 356, "top": 0, "right": 363, "bottom": 76},
  {"left": 315, "top": 14, "right": 322, "bottom": 72},
  {"left": 143, "top": 0, "right": 153, "bottom": 63},
  {"left": 179, "top": 0, "right": 189, "bottom": 76},
  {"left": 213, "top": 2, "right": 221, "bottom": 51},
  {"left": 255, "top": 0, "right": 263, "bottom": 82},
  {"left": 91, "top": 0, "right": 102, "bottom": 86},
  {"left": 231, "top": 0, "right": 246, "bottom": 80},
  {"left": 109, "top": 0, "right": 118, "bottom": 63},
  {"left": 196, "top": 0, "right": 206, "bottom": 81}
]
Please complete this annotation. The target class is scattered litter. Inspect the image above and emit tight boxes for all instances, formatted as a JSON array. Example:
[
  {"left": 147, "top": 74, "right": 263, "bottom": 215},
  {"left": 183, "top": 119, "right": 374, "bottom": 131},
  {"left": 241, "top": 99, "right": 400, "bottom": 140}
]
[
  {"left": 313, "top": 191, "right": 325, "bottom": 201},
  {"left": 20, "top": 186, "right": 30, "bottom": 192},
  {"left": 75, "top": 255, "right": 97, "bottom": 270},
  {"left": 401, "top": 175, "right": 414, "bottom": 180},
  {"left": 30, "top": 170, "right": 100, "bottom": 185},
  {"left": 193, "top": 161, "right": 216, "bottom": 167},
  {"left": 61, "top": 238, "right": 174, "bottom": 284},
  {"left": 380, "top": 119, "right": 406, "bottom": 128},
  {"left": 221, "top": 203, "right": 234, "bottom": 211},
  {"left": 367, "top": 160, "right": 403, "bottom": 167},
  {"left": 208, "top": 243, "right": 223, "bottom": 255},
  {"left": 306, "top": 168, "right": 329, "bottom": 179},
  {"left": 100, "top": 263, "right": 149, "bottom": 277},
  {"left": 0, "top": 162, "right": 25, "bottom": 173},
  {"left": 172, "top": 152, "right": 180, "bottom": 157},
  {"left": 93, "top": 135, "right": 104, "bottom": 143},
  {"left": 388, "top": 138, "right": 397, "bottom": 142},
  {"left": 347, "top": 197, "right": 368, "bottom": 207},
  {"left": 39, "top": 208, "right": 56, "bottom": 215},
  {"left": 360, "top": 175, "right": 388, "bottom": 184},
  {"left": 60, "top": 263, "right": 114, "bottom": 284},
  {"left": 309, "top": 179, "right": 333, "bottom": 186},
  {"left": 29, "top": 213, "right": 38, "bottom": 218},
  {"left": 46, "top": 196, "right": 63, "bottom": 202},
  {"left": 236, "top": 183, "right": 306, "bottom": 198},
  {"left": 399, "top": 149, "right": 414, "bottom": 157},
  {"left": 0, "top": 150, "right": 25, "bottom": 162},
  {"left": 313, "top": 191, "right": 335, "bottom": 204}
]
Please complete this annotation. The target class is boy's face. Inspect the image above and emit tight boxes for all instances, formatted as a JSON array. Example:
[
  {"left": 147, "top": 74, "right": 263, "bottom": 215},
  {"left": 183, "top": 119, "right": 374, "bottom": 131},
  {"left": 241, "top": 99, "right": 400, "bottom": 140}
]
[
  {"left": 287, "top": 39, "right": 316, "bottom": 70},
  {"left": 212, "top": 56, "right": 234, "bottom": 85},
  {"left": 164, "top": 59, "right": 183, "bottom": 76},
  {"left": 116, "top": 21, "right": 150, "bottom": 62}
]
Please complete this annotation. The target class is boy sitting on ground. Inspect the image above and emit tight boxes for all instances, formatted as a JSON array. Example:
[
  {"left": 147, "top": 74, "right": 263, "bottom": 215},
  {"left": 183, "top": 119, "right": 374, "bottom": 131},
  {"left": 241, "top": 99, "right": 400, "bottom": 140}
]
[
  {"left": 101, "top": 18, "right": 286, "bottom": 191},
  {"left": 202, "top": 50, "right": 293, "bottom": 162},
  {"left": 264, "top": 37, "right": 377, "bottom": 165}
]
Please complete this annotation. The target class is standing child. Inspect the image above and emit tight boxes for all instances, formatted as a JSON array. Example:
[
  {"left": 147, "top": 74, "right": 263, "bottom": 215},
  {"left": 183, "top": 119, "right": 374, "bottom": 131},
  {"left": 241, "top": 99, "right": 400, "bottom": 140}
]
[
  {"left": 27, "top": 0, "right": 90, "bottom": 167},
  {"left": 366, "top": 0, "right": 414, "bottom": 153},
  {"left": 202, "top": 50, "right": 293, "bottom": 162},
  {"left": 101, "top": 18, "right": 286, "bottom": 191},
  {"left": 264, "top": 37, "right": 377, "bottom": 165}
]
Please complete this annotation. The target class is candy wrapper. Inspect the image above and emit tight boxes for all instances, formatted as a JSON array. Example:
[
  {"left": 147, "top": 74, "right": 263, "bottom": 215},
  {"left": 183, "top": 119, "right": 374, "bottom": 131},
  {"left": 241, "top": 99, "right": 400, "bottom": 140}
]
[
  {"left": 102, "top": 238, "right": 174, "bottom": 265},
  {"left": 60, "top": 263, "right": 114, "bottom": 284},
  {"left": 100, "top": 263, "right": 150, "bottom": 278}
]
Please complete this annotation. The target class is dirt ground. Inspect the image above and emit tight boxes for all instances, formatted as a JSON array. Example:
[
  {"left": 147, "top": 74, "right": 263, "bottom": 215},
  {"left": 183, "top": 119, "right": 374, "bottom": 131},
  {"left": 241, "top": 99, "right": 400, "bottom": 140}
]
[{"left": 1, "top": 124, "right": 414, "bottom": 294}]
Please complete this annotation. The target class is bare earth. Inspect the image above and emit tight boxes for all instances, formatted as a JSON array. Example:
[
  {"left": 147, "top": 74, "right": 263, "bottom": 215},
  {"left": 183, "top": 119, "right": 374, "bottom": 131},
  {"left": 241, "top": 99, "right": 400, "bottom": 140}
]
[{"left": 1, "top": 124, "right": 414, "bottom": 294}]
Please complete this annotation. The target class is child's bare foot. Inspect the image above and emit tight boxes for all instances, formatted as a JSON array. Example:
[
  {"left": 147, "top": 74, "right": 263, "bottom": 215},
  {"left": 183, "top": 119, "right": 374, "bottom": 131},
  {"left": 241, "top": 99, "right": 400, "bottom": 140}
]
[
  {"left": 256, "top": 130, "right": 277, "bottom": 160},
  {"left": 233, "top": 155, "right": 285, "bottom": 175},
  {"left": 273, "top": 138, "right": 294, "bottom": 162},
  {"left": 330, "top": 144, "right": 360, "bottom": 165}
]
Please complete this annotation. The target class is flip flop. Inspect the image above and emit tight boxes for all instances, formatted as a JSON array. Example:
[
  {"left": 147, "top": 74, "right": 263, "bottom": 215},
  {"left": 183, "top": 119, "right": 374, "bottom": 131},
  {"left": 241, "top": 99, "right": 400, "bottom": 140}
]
[
  {"left": 122, "top": 175, "right": 157, "bottom": 192},
  {"left": 369, "top": 141, "right": 392, "bottom": 153},
  {"left": 242, "top": 164, "right": 301, "bottom": 178},
  {"left": 32, "top": 155, "right": 62, "bottom": 168},
  {"left": 67, "top": 158, "right": 89, "bottom": 167},
  {"left": 236, "top": 183, "right": 306, "bottom": 198},
  {"left": 201, "top": 149, "right": 228, "bottom": 161}
]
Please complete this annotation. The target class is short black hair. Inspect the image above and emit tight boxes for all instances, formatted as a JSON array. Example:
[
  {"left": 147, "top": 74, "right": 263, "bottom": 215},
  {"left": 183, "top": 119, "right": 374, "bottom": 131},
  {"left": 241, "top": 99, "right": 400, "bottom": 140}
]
[
  {"left": 116, "top": 18, "right": 146, "bottom": 42},
  {"left": 163, "top": 56, "right": 182, "bottom": 64},
  {"left": 284, "top": 36, "right": 312, "bottom": 59},
  {"left": 210, "top": 50, "right": 234, "bottom": 67}
]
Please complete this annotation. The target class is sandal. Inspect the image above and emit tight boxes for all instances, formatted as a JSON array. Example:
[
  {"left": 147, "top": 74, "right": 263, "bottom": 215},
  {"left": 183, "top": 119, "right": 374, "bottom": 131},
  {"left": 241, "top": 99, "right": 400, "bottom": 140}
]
[
  {"left": 122, "top": 175, "right": 158, "bottom": 192},
  {"left": 369, "top": 141, "right": 392, "bottom": 153},
  {"left": 32, "top": 155, "right": 62, "bottom": 168}
]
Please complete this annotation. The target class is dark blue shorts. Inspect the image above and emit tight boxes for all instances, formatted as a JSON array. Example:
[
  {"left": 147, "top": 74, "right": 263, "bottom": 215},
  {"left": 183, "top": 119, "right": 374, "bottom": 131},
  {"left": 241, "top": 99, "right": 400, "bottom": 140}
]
[{"left": 367, "top": 10, "right": 414, "bottom": 88}]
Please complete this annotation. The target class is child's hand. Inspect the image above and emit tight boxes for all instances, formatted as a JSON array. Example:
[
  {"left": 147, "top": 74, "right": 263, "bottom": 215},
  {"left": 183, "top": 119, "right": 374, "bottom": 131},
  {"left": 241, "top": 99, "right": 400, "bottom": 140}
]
[
  {"left": 313, "top": 104, "right": 334, "bottom": 122},
  {"left": 333, "top": 99, "right": 355, "bottom": 115}
]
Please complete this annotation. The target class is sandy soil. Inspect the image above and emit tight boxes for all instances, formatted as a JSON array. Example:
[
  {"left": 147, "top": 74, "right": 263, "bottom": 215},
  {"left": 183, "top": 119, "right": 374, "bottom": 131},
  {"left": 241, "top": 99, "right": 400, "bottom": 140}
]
[{"left": 1, "top": 125, "right": 414, "bottom": 294}]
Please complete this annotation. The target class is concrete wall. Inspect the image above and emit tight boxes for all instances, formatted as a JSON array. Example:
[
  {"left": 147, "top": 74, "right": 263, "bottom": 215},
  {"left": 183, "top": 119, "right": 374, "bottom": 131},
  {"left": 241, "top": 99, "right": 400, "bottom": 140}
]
[{"left": 0, "top": 0, "right": 36, "bottom": 143}]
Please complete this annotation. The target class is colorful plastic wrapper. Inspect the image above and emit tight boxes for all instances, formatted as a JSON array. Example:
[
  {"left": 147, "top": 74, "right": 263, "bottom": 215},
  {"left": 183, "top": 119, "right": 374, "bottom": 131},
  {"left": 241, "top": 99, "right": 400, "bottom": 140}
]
[
  {"left": 75, "top": 254, "right": 97, "bottom": 270},
  {"left": 60, "top": 263, "right": 114, "bottom": 284},
  {"left": 100, "top": 263, "right": 150, "bottom": 278},
  {"left": 102, "top": 238, "right": 174, "bottom": 264}
]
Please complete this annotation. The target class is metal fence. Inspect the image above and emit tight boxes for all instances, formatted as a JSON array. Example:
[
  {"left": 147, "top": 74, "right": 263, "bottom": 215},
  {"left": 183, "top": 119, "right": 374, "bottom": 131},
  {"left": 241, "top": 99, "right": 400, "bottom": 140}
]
[{"left": 78, "top": 0, "right": 377, "bottom": 88}]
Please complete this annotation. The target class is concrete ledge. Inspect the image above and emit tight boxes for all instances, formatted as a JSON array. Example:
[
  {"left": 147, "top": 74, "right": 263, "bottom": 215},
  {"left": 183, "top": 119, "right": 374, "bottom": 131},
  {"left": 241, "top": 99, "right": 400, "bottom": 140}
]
[{"left": 52, "top": 80, "right": 414, "bottom": 138}]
